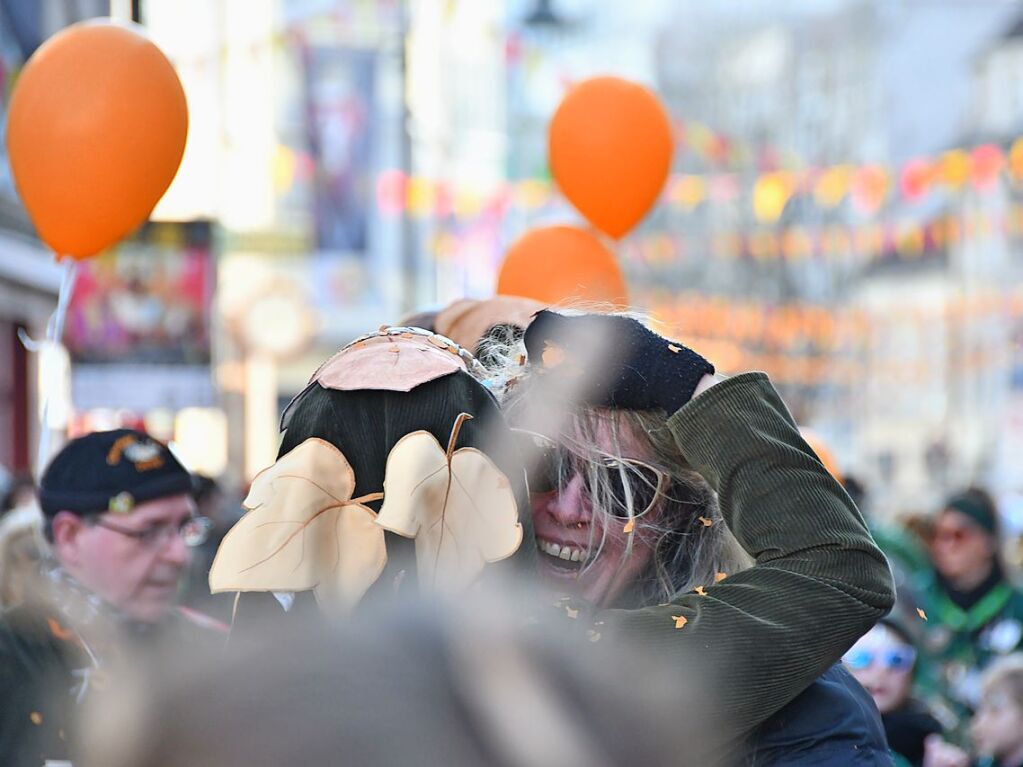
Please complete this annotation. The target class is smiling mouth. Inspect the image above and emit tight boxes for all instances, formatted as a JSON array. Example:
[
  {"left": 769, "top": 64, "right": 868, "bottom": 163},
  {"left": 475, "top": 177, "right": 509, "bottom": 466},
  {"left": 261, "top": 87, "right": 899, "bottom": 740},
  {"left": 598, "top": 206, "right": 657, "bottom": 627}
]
[{"left": 536, "top": 538, "right": 589, "bottom": 572}]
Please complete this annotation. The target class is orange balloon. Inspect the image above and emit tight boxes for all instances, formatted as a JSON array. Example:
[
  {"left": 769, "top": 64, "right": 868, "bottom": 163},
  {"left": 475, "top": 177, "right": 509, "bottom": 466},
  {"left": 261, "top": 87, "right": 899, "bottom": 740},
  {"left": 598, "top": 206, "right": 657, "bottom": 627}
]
[
  {"left": 6, "top": 20, "right": 188, "bottom": 259},
  {"left": 549, "top": 77, "right": 673, "bottom": 239},
  {"left": 497, "top": 225, "right": 627, "bottom": 307},
  {"left": 800, "top": 428, "right": 842, "bottom": 483}
]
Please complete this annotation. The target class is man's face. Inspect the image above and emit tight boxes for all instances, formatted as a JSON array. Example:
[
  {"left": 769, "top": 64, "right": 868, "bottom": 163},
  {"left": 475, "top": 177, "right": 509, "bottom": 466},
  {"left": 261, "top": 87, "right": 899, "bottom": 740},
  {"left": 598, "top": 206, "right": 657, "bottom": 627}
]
[
  {"left": 55, "top": 494, "right": 195, "bottom": 622},
  {"left": 930, "top": 509, "right": 995, "bottom": 583},
  {"left": 528, "top": 413, "right": 662, "bottom": 606}
]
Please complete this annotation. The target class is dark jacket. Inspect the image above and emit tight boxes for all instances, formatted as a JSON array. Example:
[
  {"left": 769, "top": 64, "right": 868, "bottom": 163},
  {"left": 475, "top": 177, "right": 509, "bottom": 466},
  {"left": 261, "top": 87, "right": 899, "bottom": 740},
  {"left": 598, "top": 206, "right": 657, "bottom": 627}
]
[
  {"left": 0, "top": 598, "right": 224, "bottom": 766},
  {"left": 747, "top": 664, "right": 893, "bottom": 765}
]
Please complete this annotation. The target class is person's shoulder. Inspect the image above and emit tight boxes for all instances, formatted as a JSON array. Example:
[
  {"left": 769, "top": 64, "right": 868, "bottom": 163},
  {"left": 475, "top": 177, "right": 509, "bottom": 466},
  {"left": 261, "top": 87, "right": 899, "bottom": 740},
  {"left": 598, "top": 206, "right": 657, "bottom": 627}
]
[
  {"left": 0, "top": 602, "right": 50, "bottom": 648},
  {"left": 0, "top": 603, "right": 73, "bottom": 680}
]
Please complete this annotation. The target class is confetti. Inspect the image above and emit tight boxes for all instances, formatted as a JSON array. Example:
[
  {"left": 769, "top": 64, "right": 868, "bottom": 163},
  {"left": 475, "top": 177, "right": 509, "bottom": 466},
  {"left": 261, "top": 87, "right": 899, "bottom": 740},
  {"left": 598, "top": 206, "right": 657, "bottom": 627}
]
[
  {"left": 668, "top": 344, "right": 682, "bottom": 354},
  {"left": 566, "top": 607, "right": 579, "bottom": 620},
  {"left": 542, "top": 341, "right": 566, "bottom": 368},
  {"left": 715, "top": 572, "right": 727, "bottom": 583},
  {"left": 917, "top": 608, "right": 928, "bottom": 621},
  {"left": 672, "top": 615, "right": 688, "bottom": 630},
  {"left": 30, "top": 712, "right": 42, "bottom": 726},
  {"left": 623, "top": 518, "right": 636, "bottom": 534},
  {"left": 587, "top": 630, "right": 602, "bottom": 643},
  {"left": 58, "top": 729, "right": 66, "bottom": 741},
  {"left": 698, "top": 516, "right": 713, "bottom": 527},
  {"left": 48, "top": 618, "right": 76, "bottom": 642},
  {"left": 388, "top": 345, "right": 401, "bottom": 353},
  {"left": 516, "top": 354, "right": 527, "bottom": 366},
  {"left": 695, "top": 586, "right": 707, "bottom": 596}
]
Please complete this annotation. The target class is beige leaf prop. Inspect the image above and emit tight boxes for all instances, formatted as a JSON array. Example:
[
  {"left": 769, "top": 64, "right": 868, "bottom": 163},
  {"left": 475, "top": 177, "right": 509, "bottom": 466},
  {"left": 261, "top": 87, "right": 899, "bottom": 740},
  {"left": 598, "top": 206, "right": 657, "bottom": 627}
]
[
  {"left": 376, "top": 416, "right": 522, "bottom": 593},
  {"left": 209, "top": 438, "right": 387, "bottom": 610}
]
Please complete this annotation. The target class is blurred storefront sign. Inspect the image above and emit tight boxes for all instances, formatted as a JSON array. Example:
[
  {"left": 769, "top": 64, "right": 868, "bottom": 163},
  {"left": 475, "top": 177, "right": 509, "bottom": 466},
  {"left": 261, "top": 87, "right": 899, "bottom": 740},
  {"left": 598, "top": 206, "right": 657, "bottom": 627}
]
[
  {"left": 66, "top": 221, "right": 216, "bottom": 410},
  {"left": 65, "top": 221, "right": 213, "bottom": 366}
]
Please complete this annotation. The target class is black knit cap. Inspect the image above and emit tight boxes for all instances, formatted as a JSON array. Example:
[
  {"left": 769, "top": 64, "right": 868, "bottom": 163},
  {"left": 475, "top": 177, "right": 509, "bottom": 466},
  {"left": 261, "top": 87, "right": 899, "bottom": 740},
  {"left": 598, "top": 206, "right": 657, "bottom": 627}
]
[
  {"left": 945, "top": 489, "right": 999, "bottom": 536},
  {"left": 39, "top": 429, "right": 192, "bottom": 518}
]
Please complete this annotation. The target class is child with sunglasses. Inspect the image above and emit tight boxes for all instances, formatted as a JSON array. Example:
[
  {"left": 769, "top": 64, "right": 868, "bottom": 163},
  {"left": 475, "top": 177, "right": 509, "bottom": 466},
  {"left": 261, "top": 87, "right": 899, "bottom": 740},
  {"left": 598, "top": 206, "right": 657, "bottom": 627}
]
[
  {"left": 490, "top": 310, "right": 897, "bottom": 765},
  {"left": 845, "top": 618, "right": 968, "bottom": 767}
]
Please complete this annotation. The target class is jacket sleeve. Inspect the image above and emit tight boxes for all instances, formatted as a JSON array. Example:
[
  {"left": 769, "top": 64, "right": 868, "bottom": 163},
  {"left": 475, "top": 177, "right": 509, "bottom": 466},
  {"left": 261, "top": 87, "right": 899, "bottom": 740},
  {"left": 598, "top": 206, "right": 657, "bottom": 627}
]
[{"left": 599, "top": 372, "right": 895, "bottom": 753}]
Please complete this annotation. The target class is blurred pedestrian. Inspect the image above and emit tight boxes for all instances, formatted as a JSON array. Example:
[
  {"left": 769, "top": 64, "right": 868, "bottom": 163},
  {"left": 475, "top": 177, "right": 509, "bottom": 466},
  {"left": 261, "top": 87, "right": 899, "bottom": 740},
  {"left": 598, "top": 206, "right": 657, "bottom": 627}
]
[
  {"left": 0, "top": 429, "right": 223, "bottom": 767},
  {"left": 972, "top": 655, "right": 1023, "bottom": 767},
  {"left": 914, "top": 489, "right": 1023, "bottom": 714},
  {"left": 0, "top": 505, "right": 45, "bottom": 608},
  {"left": 844, "top": 617, "right": 967, "bottom": 766},
  {"left": 1, "top": 472, "right": 36, "bottom": 518},
  {"left": 81, "top": 597, "right": 709, "bottom": 767}
]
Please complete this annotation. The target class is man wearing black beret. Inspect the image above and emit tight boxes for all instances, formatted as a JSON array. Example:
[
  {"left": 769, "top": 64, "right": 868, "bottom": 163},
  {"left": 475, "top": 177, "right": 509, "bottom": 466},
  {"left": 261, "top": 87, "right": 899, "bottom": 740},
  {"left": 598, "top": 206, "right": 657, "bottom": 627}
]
[{"left": 0, "top": 429, "right": 223, "bottom": 766}]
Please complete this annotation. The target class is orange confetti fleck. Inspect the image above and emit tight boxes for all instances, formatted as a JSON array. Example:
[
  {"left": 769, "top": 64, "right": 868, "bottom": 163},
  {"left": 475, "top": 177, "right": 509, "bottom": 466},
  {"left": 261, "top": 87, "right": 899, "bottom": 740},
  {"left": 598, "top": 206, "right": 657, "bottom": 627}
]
[
  {"left": 715, "top": 572, "right": 727, "bottom": 583},
  {"left": 668, "top": 344, "right": 682, "bottom": 353},
  {"left": 695, "top": 586, "right": 707, "bottom": 596},
  {"left": 47, "top": 617, "right": 76, "bottom": 642},
  {"left": 30, "top": 712, "right": 42, "bottom": 725},
  {"left": 698, "top": 516, "right": 713, "bottom": 527},
  {"left": 516, "top": 354, "right": 526, "bottom": 366},
  {"left": 917, "top": 608, "right": 928, "bottom": 621},
  {"left": 672, "top": 615, "right": 688, "bottom": 630},
  {"left": 542, "top": 341, "right": 566, "bottom": 368},
  {"left": 496, "top": 476, "right": 509, "bottom": 489},
  {"left": 566, "top": 606, "right": 579, "bottom": 619},
  {"left": 623, "top": 518, "right": 636, "bottom": 534},
  {"left": 388, "top": 345, "right": 401, "bottom": 353}
]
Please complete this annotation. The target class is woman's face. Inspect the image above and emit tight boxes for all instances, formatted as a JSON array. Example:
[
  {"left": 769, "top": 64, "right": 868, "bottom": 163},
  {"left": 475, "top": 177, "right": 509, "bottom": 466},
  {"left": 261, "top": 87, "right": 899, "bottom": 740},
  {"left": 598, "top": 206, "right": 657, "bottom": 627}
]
[
  {"left": 930, "top": 509, "right": 995, "bottom": 583},
  {"left": 842, "top": 625, "right": 915, "bottom": 714},
  {"left": 528, "top": 413, "right": 664, "bottom": 606},
  {"left": 972, "top": 685, "right": 1023, "bottom": 760}
]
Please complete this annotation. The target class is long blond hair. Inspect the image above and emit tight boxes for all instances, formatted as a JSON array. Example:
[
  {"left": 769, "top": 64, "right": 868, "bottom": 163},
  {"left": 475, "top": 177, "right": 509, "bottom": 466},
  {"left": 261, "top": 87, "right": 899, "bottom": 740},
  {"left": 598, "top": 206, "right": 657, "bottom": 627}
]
[{"left": 484, "top": 326, "right": 750, "bottom": 607}]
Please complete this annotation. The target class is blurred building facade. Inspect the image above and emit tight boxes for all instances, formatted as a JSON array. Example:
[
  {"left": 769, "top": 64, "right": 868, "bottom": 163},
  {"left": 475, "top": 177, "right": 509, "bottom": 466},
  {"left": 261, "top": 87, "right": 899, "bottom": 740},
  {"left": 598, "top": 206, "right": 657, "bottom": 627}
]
[{"left": 2, "top": 0, "right": 1023, "bottom": 518}]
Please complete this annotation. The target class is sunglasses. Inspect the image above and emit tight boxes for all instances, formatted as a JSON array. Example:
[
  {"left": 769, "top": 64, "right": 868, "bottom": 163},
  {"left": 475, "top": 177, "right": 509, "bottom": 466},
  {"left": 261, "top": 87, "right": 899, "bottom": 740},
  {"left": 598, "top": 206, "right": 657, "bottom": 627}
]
[
  {"left": 842, "top": 646, "right": 916, "bottom": 672},
  {"left": 511, "top": 429, "right": 668, "bottom": 519},
  {"left": 932, "top": 525, "right": 984, "bottom": 546}
]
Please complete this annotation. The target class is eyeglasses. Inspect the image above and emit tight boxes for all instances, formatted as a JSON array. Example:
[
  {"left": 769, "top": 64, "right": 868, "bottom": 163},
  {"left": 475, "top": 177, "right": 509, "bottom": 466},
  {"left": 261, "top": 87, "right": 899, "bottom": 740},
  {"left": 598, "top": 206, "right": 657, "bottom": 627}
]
[
  {"left": 94, "top": 516, "right": 213, "bottom": 549},
  {"left": 511, "top": 429, "right": 668, "bottom": 519},
  {"left": 842, "top": 646, "right": 916, "bottom": 672}
]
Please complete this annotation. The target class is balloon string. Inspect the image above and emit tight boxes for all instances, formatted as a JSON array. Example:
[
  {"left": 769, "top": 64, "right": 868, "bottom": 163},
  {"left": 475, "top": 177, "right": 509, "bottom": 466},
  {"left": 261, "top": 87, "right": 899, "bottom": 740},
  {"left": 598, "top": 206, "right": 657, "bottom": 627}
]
[{"left": 35, "top": 260, "right": 78, "bottom": 477}]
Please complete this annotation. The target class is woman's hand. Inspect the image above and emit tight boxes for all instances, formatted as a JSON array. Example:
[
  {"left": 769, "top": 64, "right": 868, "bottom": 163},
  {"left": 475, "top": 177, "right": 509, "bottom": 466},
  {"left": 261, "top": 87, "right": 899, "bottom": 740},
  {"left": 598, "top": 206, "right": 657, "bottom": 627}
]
[{"left": 523, "top": 310, "right": 714, "bottom": 414}]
